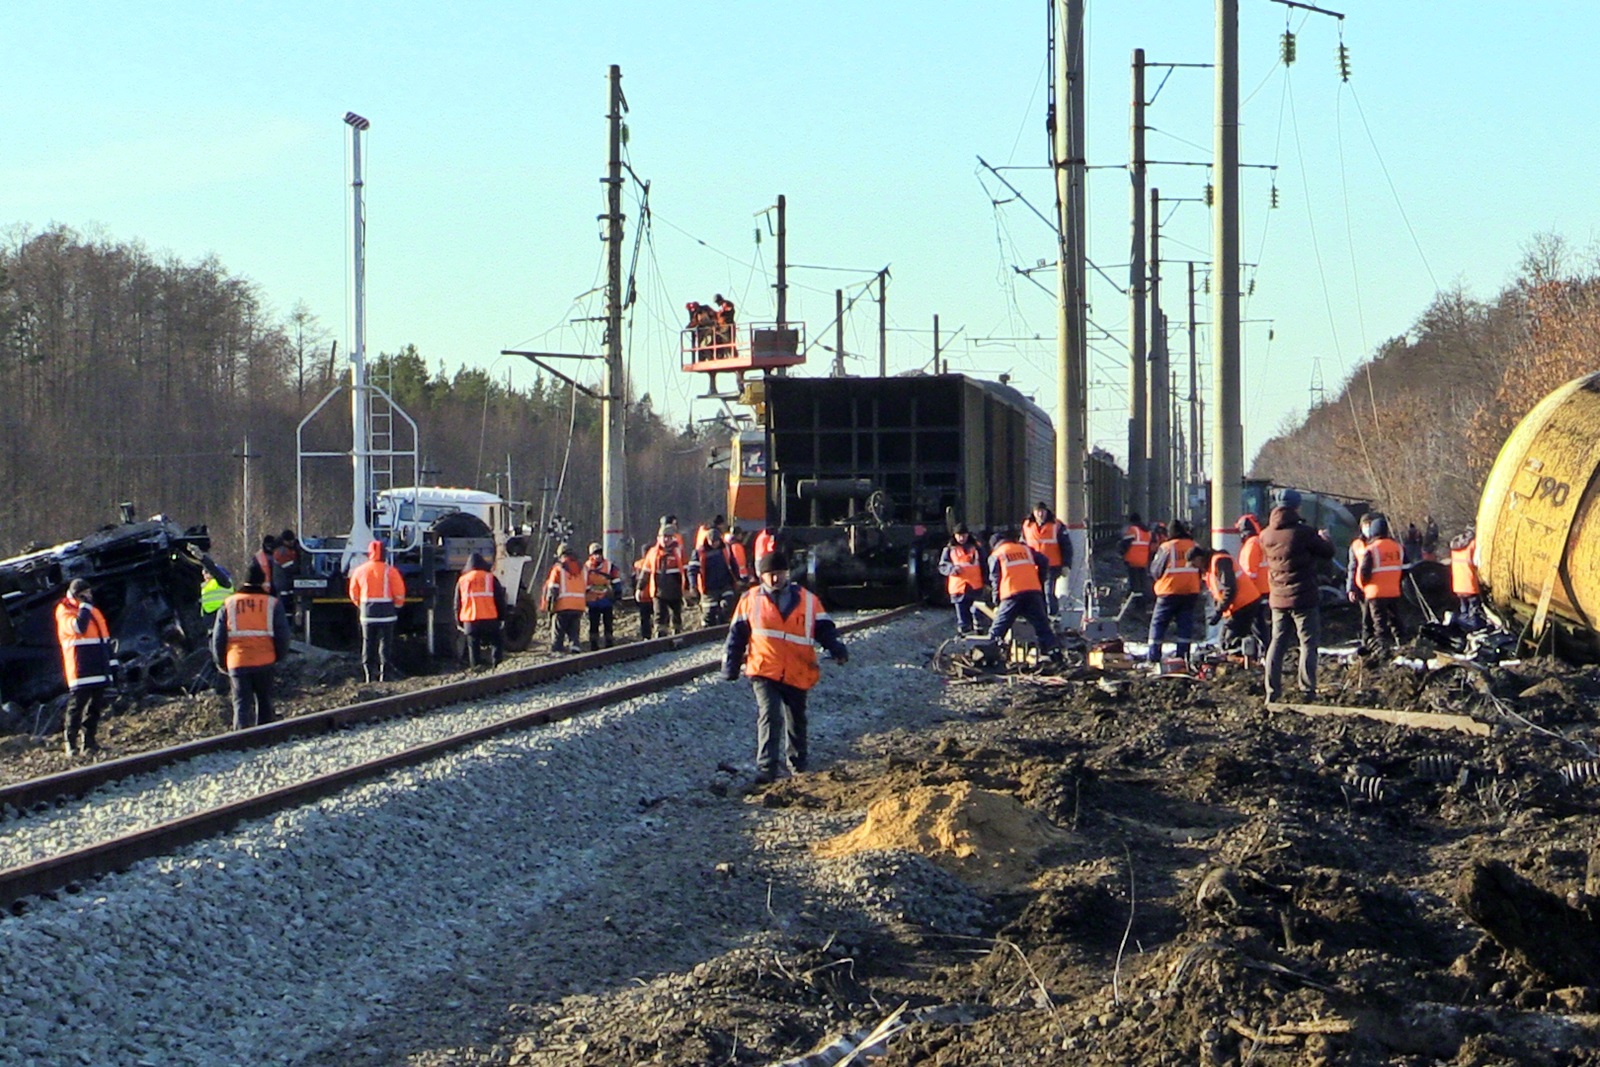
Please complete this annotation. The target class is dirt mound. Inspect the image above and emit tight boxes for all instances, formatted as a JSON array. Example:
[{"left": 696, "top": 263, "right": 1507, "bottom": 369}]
[{"left": 813, "top": 780, "right": 1072, "bottom": 891}]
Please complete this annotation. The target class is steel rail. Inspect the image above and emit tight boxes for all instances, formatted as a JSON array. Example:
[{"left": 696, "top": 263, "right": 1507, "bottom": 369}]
[
  {"left": 0, "top": 605, "right": 918, "bottom": 910},
  {"left": 0, "top": 627, "right": 728, "bottom": 815}
]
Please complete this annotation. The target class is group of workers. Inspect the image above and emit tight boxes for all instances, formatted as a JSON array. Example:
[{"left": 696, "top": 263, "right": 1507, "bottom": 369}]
[
  {"left": 684, "top": 294, "right": 738, "bottom": 359},
  {"left": 936, "top": 502, "right": 1072, "bottom": 663}
]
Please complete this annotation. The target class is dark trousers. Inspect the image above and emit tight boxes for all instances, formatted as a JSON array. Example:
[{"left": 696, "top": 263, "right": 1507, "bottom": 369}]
[
  {"left": 1221, "top": 600, "right": 1265, "bottom": 652},
  {"left": 1042, "top": 566, "right": 1062, "bottom": 617},
  {"left": 752, "top": 676, "right": 809, "bottom": 778},
  {"left": 1368, "top": 597, "right": 1403, "bottom": 651},
  {"left": 462, "top": 619, "right": 502, "bottom": 667},
  {"left": 1456, "top": 594, "right": 1482, "bottom": 627},
  {"left": 552, "top": 610, "right": 582, "bottom": 651},
  {"left": 637, "top": 600, "right": 654, "bottom": 640},
  {"left": 1126, "top": 562, "right": 1149, "bottom": 599},
  {"left": 586, "top": 605, "right": 614, "bottom": 649},
  {"left": 655, "top": 596, "right": 684, "bottom": 635},
  {"left": 64, "top": 686, "right": 108, "bottom": 751},
  {"left": 361, "top": 621, "right": 395, "bottom": 681},
  {"left": 1147, "top": 593, "right": 1201, "bottom": 662},
  {"left": 229, "top": 667, "right": 275, "bottom": 729},
  {"left": 701, "top": 589, "right": 735, "bottom": 627},
  {"left": 951, "top": 590, "right": 982, "bottom": 634},
  {"left": 988, "top": 590, "right": 1060, "bottom": 654},
  {"left": 1351, "top": 592, "right": 1373, "bottom": 645},
  {"left": 1265, "top": 605, "right": 1321, "bottom": 702}
]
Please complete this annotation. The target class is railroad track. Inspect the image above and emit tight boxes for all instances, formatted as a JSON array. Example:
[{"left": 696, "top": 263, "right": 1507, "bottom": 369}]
[{"left": 0, "top": 606, "right": 916, "bottom": 910}]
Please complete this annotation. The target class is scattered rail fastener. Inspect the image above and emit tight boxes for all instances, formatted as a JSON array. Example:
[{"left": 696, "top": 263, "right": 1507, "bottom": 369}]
[{"left": 0, "top": 606, "right": 917, "bottom": 910}]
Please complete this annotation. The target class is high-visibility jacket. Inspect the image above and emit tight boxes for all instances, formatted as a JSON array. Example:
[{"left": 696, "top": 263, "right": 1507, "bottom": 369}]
[
  {"left": 1123, "top": 524, "right": 1151, "bottom": 568},
  {"left": 943, "top": 541, "right": 984, "bottom": 596},
  {"left": 640, "top": 543, "right": 687, "bottom": 600},
  {"left": 456, "top": 568, "right": 499, "bottom": 623},
  {"left": 753, "top": 530, "right": 777, "bottom": 562},
  {"left": 222, "top": 592, "right": 278, "bottom": 670},
  {"left": 545, "top": 561, "right": 586, "bottom": 612},
  {"left": 694, "top": 542, "right": 739, "bottom": 595},
  {"left": 584, "top": 556, "right": 621, "bottom": 605},
  {"left": 992, "top": 541, "right": 1043, "bottom": 598},
  {"left": 1023, "top": 517, "right": 1067, "bottom": 567},
  {"left": 632, "top": 556, "right": 653, "bottom": 603},
  {"left": 1152, "top": 538, "right": 1201, "bottom": 596},
  {"left": 1361, "top": 536, "right": 1404, "bottom": 600},
  {"left": 56, "top": 597, "right": 113, "bottom": 690},
  {"left": 728, "top": 541, "right": 750, "bottom": 583},
  {"left": 1207, "top": 552, "right": 1261, "bottom": 617},
  {"left": 1451, "top": 540, "right": 1480, "bottom": 596},
  {"left": 1237, "top": 535, "right": 1269, "bottom": 597},
  {"left": 732, "top": 584, "right": 827, "bottom": 690},
  {"left": 348, "top": 559, "right": 407, "bottom": 623},
  {"left": 255, "top": 549, "right": 275, "bottom": 593},
  {"left": 200, "top": 576, "right": 230, "bottom": 615},
  {"left": 1347, "top": 538, "right": 1368, "bottom": 596}
]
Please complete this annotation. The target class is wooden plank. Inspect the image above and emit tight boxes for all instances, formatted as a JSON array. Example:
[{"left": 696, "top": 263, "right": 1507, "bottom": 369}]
[{"left": 1267, "top": 700, "right": 1491, "bottom": 737}]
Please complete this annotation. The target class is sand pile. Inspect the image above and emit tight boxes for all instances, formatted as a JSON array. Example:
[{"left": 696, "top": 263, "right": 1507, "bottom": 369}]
[{"left": 814, "top": 781, "right": 1070, "bottom": 890}]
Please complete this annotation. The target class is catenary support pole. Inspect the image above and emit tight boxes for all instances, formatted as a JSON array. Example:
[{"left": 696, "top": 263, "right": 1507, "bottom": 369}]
[
  {"left": 601, "top": 65, "right": 628, "bottom": 567},
  {"left": 775, "top": 194, "right": 787, "bottom": 328},
  {"left": 1212, "top": 0, "right": 1243, "bottom": 555},
  {"left": 1054, "top": 0, "right": 1089, "bottom": 623},
  {"left": 1128, "top": 48, "right": 1149, "bottom": 521},
  {"left": 834, "top": 289, "right": 846, "bottom": 377},
  {"left": 1148, "top": 186, "right": 1170, "bottom": 520},
  {"left": 933, "top": 314, "right": 941, "bottom": 374},
  {"left": 344, "top": 112, "right": 374, "bottom": 571},
  {"left": 877, "top": 271, "right": 887, "bottom": 377}
]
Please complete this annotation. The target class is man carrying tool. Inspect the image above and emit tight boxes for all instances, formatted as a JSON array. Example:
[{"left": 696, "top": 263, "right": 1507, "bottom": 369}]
[{"left": 985, "top": 530, "right": 1064, "bottom": 663}]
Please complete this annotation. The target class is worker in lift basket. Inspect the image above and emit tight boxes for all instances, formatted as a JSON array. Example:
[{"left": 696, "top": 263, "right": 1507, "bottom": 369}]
[
  {"left": 211, "top": 560, "right": 292, "bottom": 729},
  {"left": 347, "top": 540, "right": 408, "bottom": 683},
  {"left": 722, "top": 551, "right": 848, "bottom": 785}
]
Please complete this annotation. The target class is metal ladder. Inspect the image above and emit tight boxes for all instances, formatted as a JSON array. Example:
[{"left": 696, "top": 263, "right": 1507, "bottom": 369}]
[{"left": 367, "top": 356, "right": 396, "bottom": 506}]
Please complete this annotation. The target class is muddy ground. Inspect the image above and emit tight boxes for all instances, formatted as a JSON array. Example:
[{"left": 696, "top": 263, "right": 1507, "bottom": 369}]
[{"left": 12, "top": 591, "right": 1600, "bottom": 1065}]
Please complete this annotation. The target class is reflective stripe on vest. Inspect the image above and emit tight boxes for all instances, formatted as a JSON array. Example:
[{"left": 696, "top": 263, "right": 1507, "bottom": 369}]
[
  {"left": 457, "top": 569, "right": 499, "bottom": 623},
  {"left": 1208, "top": 552, "right": 1261, "bottom": 616},
  {"left": 547, "top": 564, "right": 586, "bottom": 612},
  {"left": 351, "top": 562, "right": 403, "bottom": 622},
  {"left": 737, "top": 586, "right": 824, "bottom": 690},
  {"left": 224, "top": 593, "right": 277, "bottom": 670},
  {"left": 994, "top": 542, "right": 1043, "bottom": 598},
  {"left": 584, "top": 558, "right": 618, "bottom": 604},
  {"left": 1153, "top": 539, "right": 1201, "bottom": 597},
  {"left": 56, "top": 599, "right": 113, "bottom": 689},
  {"left": 1451, "top": 541, "right": 1480, "bottom": 596},
  {"left": 1123, "top": 525, "right": 1151, "bottom": 567},
  {"left": 946, "top": 543, "right": 983, "bottom": 596},
  {"left": 1362, "top": 537, "right": 1404, "bottom": 599},
  {"left": 1024, "top": 519, "right": 1065, "bottom": 567}
]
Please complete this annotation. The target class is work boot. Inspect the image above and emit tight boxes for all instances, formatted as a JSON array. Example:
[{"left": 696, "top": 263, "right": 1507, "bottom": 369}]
[
  {"left": 62, "top": 733, "right": 78, "bottom": 757},
  {"left": 589, "top": 639, "right": 600, "bottom": 652},
  {"left": 605, "top": 638, "right": 615, "bottom": 649}
]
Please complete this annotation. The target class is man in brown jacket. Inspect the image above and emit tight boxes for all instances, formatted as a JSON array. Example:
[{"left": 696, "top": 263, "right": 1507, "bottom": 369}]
[{"left": 1257, "top": 489, "right": 1335, "bottom": 703}]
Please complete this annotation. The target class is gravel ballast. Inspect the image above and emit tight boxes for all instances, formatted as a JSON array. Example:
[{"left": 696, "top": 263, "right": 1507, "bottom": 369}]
[{"left": 0, "top": 610, "right": 951, "bottom": 1067}]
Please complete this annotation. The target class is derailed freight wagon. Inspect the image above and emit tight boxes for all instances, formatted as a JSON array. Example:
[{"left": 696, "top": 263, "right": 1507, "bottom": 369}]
[{"left": 757, "top": 373, "right": 1053, "bottom": 605}]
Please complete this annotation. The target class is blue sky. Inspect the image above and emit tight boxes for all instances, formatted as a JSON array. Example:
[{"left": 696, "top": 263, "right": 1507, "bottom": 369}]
[{"left": 3, "top": 2, "right": 1592, "bottom": 470}]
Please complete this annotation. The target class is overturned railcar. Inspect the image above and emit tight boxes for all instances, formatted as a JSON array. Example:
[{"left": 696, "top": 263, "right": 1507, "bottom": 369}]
[{"left": 761, "top": 374, "right": 1053, "bottom": 605}]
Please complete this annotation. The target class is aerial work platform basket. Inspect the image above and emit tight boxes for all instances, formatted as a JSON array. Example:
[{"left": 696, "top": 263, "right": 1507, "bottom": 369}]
[{"left": 680, "top": 322, "right": 805, "bottom": 375}]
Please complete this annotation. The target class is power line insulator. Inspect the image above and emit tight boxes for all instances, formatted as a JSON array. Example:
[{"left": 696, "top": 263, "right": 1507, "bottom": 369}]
[
  {"left": 1270, "top": 184, "right": 1280, "bottom": 209},
  {"left": 1280, "top": 31, "right": 1297, "bottom": 66},
  {"left": 1337, "top": 43, "right": 1352, "bottom": 82},
  {"left": 1247, "top": 277, "right": 1257, "bottom": 297},
  {"left": 1203, "top": 275, "right": 1211, "bottom": 295},
  {"left": 1203, "top": 182, "right": 1215, "bottom": 207}
]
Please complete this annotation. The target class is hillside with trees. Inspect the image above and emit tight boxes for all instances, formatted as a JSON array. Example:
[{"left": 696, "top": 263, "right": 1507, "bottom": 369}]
[
  {"left": 0, "top": 224, "right": 723, "bottom": 568},
  {"left": 1249, "top": 235, "right": 1599, "bottom": 538}
]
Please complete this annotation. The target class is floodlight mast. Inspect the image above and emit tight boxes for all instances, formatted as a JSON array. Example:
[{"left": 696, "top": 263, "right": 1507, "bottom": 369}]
[{"left": 344, "top": 112, "right": 374, "bottom": 568}]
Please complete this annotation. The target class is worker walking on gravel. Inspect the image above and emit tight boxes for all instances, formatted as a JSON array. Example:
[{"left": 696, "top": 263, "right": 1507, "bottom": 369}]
[
  {"left": 938, "top": 523, "right": 985, "bottom": 635},
  {"left": 639, "top": 524, "right": 689, "bottom": 635},
  {"left": 632, "top": 549, "right": 655, "bottom": 640},
  {"left": 211, "top": 560, "right": 292, "bottom": 729},
  {"left": 56, "top": 577, "right": 114, "bottom": 756},
  {"left": 544, "top": 543, "right": 587, "bottom": 654},
  {"left": 582, "top": 542, "right": 623, "bottom": 650},
  {"left": 1022, "top": 501, "right": 1071, "bottom": 618},
  {"left": 1145, "top": 519, "right": 1201, "bottom": 664},
  {"left": 1259, "top": 489, "right": 1336, "bottom": 704},
  {"left": 722, "top": 551, "right": 849, "bottom": 785},
  {"left": 454, "top": 552, "right": 506, "bottom": 668},
  {"left": 347, "top": 540, "right": 407, "bottom": 683},
  {"left": 1119, "top": 513, "right": 1152, "bottom": 601},
  {"left": 690, "top": 525, "right": 741, "bottom": 626},
  {"left": 985, "top": 531, "right": 1063, "bottom": 661},
  {"left": 1356, "top": 514, "right": 1406, "bottom": 654}
]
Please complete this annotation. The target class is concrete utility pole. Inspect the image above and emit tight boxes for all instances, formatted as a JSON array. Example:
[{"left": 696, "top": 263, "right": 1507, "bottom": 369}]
[
  {"left": 1212, "top": 0, "right": 1243, "bottom": 555},
  {"left": 601, "top": 65, "right": 628, "bottom": 566},
  {"left": 1148, "top": 186, "right": 1171, "bottom": 520},
  {"left": 877, "top": 270, "right": 888, "bottom": 377},
  {"left": 933, "top": 314, "right": 941, "bottom": 374},
  {"left": 834, "top": 289, "right": 846, "bottom": 376},
  {"left": 343, "top": 111, "right": 374, "bottom": 570},
  {"left": 1128, "top": 49, "right": 1149, "bottom": 520},
  {"left": 775, "top": 194, "right": 788, "bottom": 327},
  {"left": 1053, "top": 0, "right": 1089, "bottom": 619},
  {"left": 1187, "top": 261, "right": 1202, "bottom": 487}
]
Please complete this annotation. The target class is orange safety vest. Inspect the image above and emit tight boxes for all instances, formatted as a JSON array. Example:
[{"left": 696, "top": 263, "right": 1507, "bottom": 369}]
[
  {"left": 641, "top": 543, "right": 687, "bottom": 600},
  {"left": 584, "top": 556, "right": 620, "bottom": 604},
  {"left": 255, "top": 549, "right": 275, "bottom": 593},
  {"left": 55, "top": 598, "right": 112, "bottom": 690},
  {"left": 1123, "top": 525, "right": 1151, "bottom": 568},
  {"left": 223, "top": 592, "right": 277, "bottom": 670},
  {"left": 733, "top": 585, "right": 826, "bottom": 690},
  {"left": 633, "top": 555, "right": 653, "bottom": 603},
  {"left": 1207, "top": 552, "right": 1261, "bottom": 617},
  {"left": 1451, "top": 541, "right": 1480, "bottom": 596},
  {"left": 1237, "top": 535, "right": 1269, "bottom": 596},
  {"left": 348, "top": 561, "right": 407, "bottom": 622},
  {"left": 993, "top": 541, "right": 1043, "bottom": 598},
  {"left": 945, "top": 541, "right": 984, "bottom": 596},
  {"left": 546, "top": 562, "right": 587, "bottom": 612},
  {"left": 753, "top": 530, "right": 777, "bottom": 562},
  {"left": 1362, "top": 537, "right": 1404, "bottom": 600},
  {"left": 456, "top": 569, "right": 498, "bottom": 623},
  {"left": 1023, "top": 517, "right": 1066, "bottom": 567},
  {"left": 1153, "top": 538, "right": 1201, "bottom": 596},
  {"left": 729, "top": 541, "right": 749, "bottom": 582}
]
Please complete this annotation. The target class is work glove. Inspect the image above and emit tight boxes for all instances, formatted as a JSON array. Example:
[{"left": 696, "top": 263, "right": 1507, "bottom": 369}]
[
  {"left": 1206, "top": 611, "right": 1223, "bottom": 627},
  {"left": 829, "top": 648, "right": 849, "bottom": 665}
]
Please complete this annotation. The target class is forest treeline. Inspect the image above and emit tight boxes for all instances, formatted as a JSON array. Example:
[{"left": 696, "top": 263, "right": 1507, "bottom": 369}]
[
  {"left": 1249, "top": 234, "right": 1600, "bottom": 541},
  {"left": 0, "top": 224, "right": 723, "bottom": 569}
]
